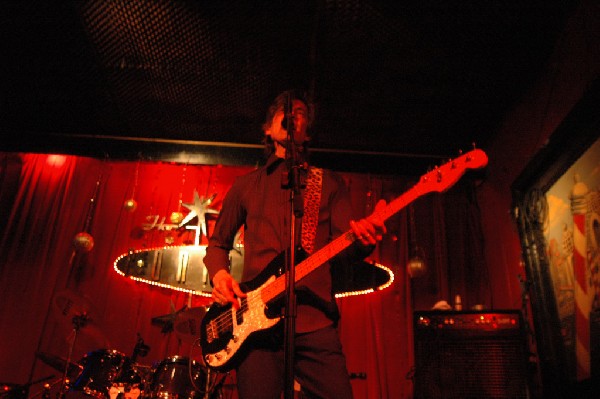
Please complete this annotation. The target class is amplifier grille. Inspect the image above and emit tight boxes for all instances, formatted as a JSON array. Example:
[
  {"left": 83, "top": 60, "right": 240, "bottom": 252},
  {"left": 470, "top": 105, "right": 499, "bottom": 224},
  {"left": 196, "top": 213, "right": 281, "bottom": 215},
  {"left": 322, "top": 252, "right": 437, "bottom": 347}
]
[{"left": 413, "top": 310, "right": 529, "bottom": 399}]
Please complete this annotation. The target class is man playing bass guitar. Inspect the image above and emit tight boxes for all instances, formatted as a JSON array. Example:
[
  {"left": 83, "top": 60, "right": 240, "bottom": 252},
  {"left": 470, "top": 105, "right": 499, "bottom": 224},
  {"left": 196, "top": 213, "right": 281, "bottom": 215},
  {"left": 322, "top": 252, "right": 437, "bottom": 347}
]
[{"left": 203, "top": 89, "right": 387, "bottom": 399}]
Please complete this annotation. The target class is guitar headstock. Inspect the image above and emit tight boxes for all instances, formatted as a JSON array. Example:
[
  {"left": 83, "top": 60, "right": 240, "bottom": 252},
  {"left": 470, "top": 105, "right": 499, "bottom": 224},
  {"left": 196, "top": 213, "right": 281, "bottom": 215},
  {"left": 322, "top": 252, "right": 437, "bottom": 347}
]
[{"left": 419, "top": 149, "right": 488, "bottom": 193}]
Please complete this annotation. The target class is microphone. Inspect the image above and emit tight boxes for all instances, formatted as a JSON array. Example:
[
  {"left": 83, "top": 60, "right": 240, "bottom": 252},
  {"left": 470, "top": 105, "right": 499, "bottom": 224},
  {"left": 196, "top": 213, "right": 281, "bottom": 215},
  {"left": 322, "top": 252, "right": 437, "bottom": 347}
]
[
  {"left": 281, "top": 114, "right": 289, "bottom": 129},
  {"left": 281, "top": 92, "right": 294, "bottom": 132},
  {"left": 281, "top": 115, "right": 296, "bottom": 136}
]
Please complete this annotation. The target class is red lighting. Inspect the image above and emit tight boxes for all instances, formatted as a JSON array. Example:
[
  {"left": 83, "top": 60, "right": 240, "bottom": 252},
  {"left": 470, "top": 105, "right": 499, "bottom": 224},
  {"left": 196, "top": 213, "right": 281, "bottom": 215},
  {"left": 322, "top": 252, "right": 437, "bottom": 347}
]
[{"left": 46, "top": 154, "right": 67, "bottom": 167}]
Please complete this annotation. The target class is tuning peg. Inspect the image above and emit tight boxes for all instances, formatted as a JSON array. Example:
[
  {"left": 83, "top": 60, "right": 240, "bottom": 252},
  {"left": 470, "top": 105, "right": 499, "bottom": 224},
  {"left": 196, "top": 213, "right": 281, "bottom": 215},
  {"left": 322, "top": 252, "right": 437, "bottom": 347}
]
[{"left": 436, "top": 167, "right": 443, "bottom": 182}]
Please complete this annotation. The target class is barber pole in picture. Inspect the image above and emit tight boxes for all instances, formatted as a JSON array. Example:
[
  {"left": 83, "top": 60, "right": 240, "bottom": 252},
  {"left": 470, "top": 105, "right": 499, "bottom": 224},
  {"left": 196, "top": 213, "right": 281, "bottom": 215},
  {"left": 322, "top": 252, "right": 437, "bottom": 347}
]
[{"left": 570, "top": 174, "right": 592, "bottom": 380}]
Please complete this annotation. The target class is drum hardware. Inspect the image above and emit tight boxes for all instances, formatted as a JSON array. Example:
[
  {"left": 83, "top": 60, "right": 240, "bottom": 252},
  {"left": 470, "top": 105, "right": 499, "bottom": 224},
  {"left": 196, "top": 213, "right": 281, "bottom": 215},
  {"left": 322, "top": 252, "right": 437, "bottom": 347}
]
[
  {"left": 131, "top": 334, "right": 150, "bottom": 363},
  {"left": 59, "top": 312, "right": 92, "bottom": 397},
  {"left": 34, "top": 376, "right": 68, "bottom": 399},
  {"left": 69, "top": 349, "right": 141, "bottom": 399},
  {"left": 50, "top": 290, "right": 105, "bottom": 398},
  {"left": 150, "top": 305, "right": 221, "bottom": 398},
  {"left": 0, "top": 376, "right": 55, "bottom": 399},
  {"left": 147, "top": 356, "right": 219, "bottom": 399},
  {"left": 61, "top": 333, "right": 151, "bottom": 399},
  {"left": 51, "top": 290, "right": 108, "bottom": 349},
  {"left": 52, "top": 290, "right": 99, "bottom": 328},
  {"left": 173, "top": 307, "right": 207, "bottom": 344},
  {"left": 198, "top": 368, "right": 226, "bottom": 399},
  {"left": 124, "top": 334, "right": 151, "bottom": 399},
  {"left": 189, "top": 362, "right": 225, "bottom": 399},
  {"left": 35, "top": 352, "right": 83, "bottom": 379},
  {"left": 46, "top": 302, "right": 219, "bottom": 399},
  {"left": 150, "top": 304, "right": 190, "bottom": 334}
]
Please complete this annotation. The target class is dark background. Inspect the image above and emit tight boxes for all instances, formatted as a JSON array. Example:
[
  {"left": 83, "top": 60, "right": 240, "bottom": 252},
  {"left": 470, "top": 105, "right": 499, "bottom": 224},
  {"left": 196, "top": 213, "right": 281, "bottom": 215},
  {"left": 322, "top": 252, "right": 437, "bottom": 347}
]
[{"left": 0, "top": 0, "right": 578, "bottom": 174}]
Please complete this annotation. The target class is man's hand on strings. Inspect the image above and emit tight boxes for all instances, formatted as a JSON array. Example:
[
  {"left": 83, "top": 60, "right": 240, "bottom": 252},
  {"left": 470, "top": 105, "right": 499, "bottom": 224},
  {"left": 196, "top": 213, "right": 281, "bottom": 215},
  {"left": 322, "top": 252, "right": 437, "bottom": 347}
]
[
  {"left": 350, "top": 199, "right": 387, "bottom": 246},
  {"left": 211, "top": 269, "right": 247, "bottom": 309}
]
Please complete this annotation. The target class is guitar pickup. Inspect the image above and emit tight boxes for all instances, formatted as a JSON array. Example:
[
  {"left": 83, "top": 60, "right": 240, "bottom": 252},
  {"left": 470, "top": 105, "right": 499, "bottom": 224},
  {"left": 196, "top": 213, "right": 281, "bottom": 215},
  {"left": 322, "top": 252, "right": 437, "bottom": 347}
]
[{"left": 206, "top": 320, "right": 218, "bottom": 343}]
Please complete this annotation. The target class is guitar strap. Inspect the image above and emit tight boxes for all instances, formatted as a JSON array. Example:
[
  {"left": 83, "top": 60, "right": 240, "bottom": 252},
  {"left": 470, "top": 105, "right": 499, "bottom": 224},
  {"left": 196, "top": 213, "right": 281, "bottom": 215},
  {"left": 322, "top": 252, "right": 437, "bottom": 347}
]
[{"left": 301, "top": 166, "right": 323, "bottom": 254}]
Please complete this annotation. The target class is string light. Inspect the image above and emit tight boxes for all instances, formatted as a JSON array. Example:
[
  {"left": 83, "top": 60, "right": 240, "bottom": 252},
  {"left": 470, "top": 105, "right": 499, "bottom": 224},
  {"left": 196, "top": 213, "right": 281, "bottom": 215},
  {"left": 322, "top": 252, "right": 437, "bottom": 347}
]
[
  {"left": 114, "top": 246, "right": 394, "bottom": 298},
  {"left": 113, "top": 245, "right": 212, "bottom": 298},
  {"left": 335, "top": 262, "right": 395, "bottom": 298}
]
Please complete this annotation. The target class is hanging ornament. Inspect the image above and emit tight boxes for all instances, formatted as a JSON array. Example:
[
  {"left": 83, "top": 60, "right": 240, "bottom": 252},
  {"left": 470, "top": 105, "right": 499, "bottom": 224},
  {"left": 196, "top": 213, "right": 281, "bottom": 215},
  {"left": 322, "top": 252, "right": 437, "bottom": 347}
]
[
  {"left": 170, "top": 211, "right": 184, "bottom": 224},
  {"left": 124, "top": 159, "right": 140, "bottom": 213},
  {"left": 73, "top": 176, "right": 101, "bottom": 254},
  {"left": 124, "top": 198, "right": 138, "bottom": 212},
  {"left": 406, "top": 204, "right": 427, "bottom": 278},
  {"left": 73, "top": 232, "right": 95, "bottom": 252},
  {"left": 407, "top": 250, "right": 427, "bottom": 278}
]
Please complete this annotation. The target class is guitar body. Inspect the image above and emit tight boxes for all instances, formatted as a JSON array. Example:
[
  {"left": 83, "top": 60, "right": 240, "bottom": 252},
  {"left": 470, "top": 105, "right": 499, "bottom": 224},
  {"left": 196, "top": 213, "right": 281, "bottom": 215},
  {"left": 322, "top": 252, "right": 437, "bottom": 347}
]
[
  {"left": 200, "top": 250, "right": 301, "bottom": 371},
  {"left": 199, "top": 149, "right": 488, "bottom": 372}
]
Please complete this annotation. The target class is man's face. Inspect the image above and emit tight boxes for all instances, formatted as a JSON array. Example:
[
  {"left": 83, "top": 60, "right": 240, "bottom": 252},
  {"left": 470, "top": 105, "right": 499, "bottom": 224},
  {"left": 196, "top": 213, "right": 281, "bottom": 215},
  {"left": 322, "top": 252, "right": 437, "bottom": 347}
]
[{"left": 265, "top": 99, "right": 309, "bottom": 147}]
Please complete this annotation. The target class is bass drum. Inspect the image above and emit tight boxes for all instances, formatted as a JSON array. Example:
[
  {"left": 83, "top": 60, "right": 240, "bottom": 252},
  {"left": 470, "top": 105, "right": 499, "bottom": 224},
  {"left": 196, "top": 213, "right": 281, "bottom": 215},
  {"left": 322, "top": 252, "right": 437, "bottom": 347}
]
[
  {"left": 146, "top": 356, "right": 207, "bottom": 399},
  {"left": 69, "top": 349, "right": 141, "bottom": 399}
]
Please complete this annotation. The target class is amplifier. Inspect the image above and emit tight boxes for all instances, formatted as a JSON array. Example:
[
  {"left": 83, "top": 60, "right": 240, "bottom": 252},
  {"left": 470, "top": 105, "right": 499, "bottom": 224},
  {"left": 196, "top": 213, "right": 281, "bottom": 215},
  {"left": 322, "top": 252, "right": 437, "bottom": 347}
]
[{"left": 413, "top": 310, "right": 529, "bottom": 399}]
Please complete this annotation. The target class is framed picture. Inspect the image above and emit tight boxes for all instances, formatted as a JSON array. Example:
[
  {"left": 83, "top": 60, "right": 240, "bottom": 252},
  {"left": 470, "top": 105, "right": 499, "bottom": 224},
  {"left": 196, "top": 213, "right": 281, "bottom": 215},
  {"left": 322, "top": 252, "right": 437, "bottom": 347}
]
[{"left": 512, "top": 79, "right": 600, "bottom": 395}]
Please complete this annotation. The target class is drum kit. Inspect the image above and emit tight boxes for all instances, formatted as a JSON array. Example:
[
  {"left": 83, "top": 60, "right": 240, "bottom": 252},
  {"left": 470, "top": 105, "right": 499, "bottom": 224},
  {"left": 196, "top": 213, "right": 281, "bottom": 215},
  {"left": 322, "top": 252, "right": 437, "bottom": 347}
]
[
  {"left": 35, "top": 349, "right": 222, "bottom": 399},
  {"left": 28, "top": 291, "right": 224, "bottom": 399}
]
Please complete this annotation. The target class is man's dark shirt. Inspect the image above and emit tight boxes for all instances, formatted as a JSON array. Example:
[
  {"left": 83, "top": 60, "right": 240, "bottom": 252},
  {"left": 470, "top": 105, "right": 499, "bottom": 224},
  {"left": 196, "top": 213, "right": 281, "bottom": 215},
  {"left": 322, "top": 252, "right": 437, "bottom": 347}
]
[{"left": 204, "top": 155, "right": 367, "bottom": 333}]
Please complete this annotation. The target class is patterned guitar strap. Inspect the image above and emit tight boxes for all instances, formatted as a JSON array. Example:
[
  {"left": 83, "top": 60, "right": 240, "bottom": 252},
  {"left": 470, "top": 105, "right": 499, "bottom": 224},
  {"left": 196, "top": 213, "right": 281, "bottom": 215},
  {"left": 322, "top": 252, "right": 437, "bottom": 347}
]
[{"left": 301, "top": 166, "right": 323, "bottom": 254}]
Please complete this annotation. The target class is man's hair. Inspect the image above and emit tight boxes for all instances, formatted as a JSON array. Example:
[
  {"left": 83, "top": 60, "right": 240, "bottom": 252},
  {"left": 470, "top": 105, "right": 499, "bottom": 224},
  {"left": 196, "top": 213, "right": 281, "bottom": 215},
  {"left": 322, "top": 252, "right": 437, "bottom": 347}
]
[{"left": 262, "top": 89, "right": 315, "bottom": 157}]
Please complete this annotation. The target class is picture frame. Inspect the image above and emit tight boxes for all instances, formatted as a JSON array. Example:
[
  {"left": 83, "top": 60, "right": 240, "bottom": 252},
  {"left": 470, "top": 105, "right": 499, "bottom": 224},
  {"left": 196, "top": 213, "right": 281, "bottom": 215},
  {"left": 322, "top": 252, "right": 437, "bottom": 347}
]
[{"left": 512, "top": 79, "right": 600, "bottom": 395}]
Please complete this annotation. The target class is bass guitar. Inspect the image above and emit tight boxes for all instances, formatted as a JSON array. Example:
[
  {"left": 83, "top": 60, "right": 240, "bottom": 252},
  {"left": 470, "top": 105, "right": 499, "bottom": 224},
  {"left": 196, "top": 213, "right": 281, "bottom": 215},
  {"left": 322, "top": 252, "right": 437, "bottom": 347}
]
[{"left": 200, "top": 148, "right": 488, "bottom": 371}]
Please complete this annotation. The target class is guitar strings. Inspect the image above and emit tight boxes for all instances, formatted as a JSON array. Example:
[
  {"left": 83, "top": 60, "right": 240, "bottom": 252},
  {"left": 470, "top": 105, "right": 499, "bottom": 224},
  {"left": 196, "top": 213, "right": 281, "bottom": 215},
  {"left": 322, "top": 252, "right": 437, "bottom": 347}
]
[
  {"left": 207, "top": 227, "right": 383, "bottom": 348},
  {"left": 209, "top": 285, "right": 266, "bottom": 335},
  {"left": 206, "top": 231, "right": 360, "bottom": 343}
]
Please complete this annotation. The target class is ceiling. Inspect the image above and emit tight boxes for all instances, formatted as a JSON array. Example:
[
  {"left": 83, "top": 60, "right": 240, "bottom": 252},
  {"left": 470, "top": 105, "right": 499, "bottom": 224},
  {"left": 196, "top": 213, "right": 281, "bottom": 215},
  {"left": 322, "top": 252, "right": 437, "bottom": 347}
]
[{"left": 0, "top": 0, "right": 578, "bottom": 175}]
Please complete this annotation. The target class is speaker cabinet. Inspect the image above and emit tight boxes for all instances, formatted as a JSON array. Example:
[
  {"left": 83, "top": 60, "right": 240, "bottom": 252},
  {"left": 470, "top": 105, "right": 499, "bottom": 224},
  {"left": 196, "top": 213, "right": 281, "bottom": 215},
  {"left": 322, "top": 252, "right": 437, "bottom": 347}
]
[{"left": 413, "top": 310, "right": 529, "bottom": 398}]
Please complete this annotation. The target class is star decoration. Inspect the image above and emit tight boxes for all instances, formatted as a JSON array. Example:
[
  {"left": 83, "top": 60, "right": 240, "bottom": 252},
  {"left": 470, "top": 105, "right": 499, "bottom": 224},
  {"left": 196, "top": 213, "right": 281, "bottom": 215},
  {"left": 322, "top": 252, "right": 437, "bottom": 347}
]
[{"left": 179, "top": 190, "right": 219, "bottom": 243}]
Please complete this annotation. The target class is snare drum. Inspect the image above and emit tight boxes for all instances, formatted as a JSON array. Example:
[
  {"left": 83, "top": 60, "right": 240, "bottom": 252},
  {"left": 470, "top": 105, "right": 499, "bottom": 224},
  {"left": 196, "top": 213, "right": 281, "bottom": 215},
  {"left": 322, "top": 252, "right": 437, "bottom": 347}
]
[{"left": 147, "top": 356, "right": 207, "bottom": 399}]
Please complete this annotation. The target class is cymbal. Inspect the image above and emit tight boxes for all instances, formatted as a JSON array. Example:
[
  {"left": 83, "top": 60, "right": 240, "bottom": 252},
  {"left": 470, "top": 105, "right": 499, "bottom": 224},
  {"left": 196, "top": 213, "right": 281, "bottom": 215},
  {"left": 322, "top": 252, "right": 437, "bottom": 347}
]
[
  {"left": 151, "top": 304, "right": 186, "bottom": 333},
  {"left": 35, "top": 351, "right": 83, "bottom": 377},
  {"left": 174, "top": 306, "right": 207, "bottom": 344},
  {"left": 52, "top": 289, "right": 98, "bottom": 328}
]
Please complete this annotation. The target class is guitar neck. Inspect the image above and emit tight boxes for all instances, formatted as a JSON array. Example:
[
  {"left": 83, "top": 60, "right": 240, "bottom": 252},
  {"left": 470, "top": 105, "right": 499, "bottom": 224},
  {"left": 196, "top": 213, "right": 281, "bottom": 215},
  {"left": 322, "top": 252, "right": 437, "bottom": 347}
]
[
  {"left": 259, "top": 148, "right": 488, "bottom": 304},
  {"left": 260, "top": 184, "right": 420, "bottom": 303}
]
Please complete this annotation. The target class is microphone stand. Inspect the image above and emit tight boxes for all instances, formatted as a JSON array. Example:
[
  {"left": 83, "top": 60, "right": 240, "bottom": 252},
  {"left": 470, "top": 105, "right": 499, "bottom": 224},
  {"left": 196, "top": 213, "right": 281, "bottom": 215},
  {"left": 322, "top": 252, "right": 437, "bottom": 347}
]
[{"left": 280, "top": 93, "right": 306, "bottom": 399}]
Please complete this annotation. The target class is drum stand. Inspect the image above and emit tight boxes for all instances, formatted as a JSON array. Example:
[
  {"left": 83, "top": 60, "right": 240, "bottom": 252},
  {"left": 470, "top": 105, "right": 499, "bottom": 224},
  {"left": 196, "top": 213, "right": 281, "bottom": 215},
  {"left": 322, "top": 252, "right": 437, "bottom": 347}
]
[
  {"left": 203, "top": 369, "right": 210, "bottom": 399},
  {"left": 58, "top": 312, "right": 89, "bottom": 398}
]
